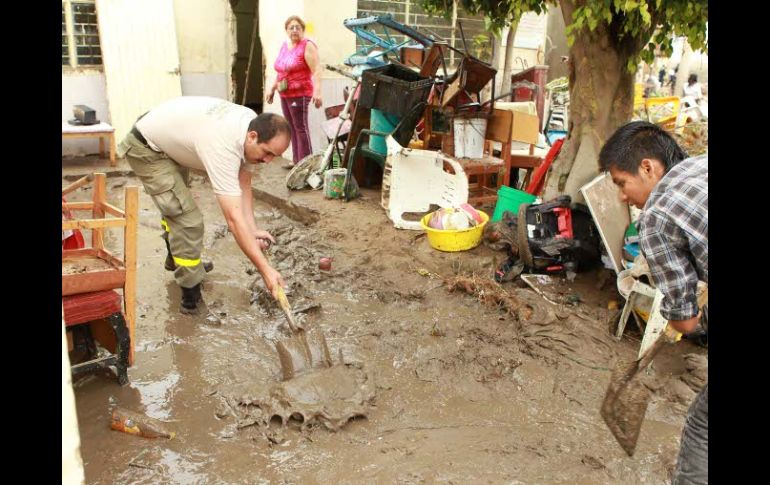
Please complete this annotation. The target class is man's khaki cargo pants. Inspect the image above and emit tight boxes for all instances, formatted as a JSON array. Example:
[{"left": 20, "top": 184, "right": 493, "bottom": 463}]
[{"left": 118, "top": 132, "right": 206, "bottom": 289}]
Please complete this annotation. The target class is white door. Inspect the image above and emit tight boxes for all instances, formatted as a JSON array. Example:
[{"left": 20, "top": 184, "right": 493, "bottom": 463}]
[{"left": 96, "top": 0, "right": 182, "bottom": 140}]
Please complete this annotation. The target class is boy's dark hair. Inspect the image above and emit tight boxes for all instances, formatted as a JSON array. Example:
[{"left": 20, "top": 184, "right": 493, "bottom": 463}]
[
  {"left": 248, "top": 113, "right": 291, "bottom": 142},
  {"left": 688, "top": 73, "right": 698, "bottom": 84},
  {"left": 598, "top": 121, "right": 688, "bottom": 174}
]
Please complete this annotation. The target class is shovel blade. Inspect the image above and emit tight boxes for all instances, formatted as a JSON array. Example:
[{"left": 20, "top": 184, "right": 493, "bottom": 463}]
[
  {"left": 275, "top": 327, "right": 333, "bottom": 381},
  {"left": 600, "top": 359, "right": 654, "bottom": 456}
]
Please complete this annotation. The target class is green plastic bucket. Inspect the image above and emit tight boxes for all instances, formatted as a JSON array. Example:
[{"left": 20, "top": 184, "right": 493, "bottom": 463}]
[
  {"left": 369, "top": 109, "right": 400, "bottom": 155},
  {"left": 491, "top": 186, "right": 536, "bottom": 222}
]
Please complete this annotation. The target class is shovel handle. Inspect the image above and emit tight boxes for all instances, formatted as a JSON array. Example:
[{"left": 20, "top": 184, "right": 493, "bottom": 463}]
[{"left": 638, "top": 325, "right": 681, "bottom": 370}]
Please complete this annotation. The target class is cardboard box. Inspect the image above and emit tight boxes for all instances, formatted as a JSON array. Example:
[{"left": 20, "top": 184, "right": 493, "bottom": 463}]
[{"left": 510, "top": 110, "right": 540, "bottom": 145}]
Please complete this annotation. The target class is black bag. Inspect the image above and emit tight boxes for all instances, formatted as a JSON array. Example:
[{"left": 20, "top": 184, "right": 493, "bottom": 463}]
[{"left": 507, "top": 195, "right": 601, "bottom": 273}]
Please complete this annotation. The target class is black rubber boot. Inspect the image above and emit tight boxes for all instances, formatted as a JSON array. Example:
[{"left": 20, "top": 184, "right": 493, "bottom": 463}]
[
  {"left": 162, "top": 233, "right": 213, "bottom": 272},
  {"left": 180, "top": 283, "right": 203, "bottom": 314}
]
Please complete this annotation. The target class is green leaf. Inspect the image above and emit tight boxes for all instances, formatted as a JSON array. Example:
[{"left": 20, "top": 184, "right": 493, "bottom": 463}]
[{"left": 639, "top": 4, "right": 651, "bottom": 25}]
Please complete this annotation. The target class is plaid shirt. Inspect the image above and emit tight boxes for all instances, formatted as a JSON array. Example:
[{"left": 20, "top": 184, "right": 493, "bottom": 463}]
[{"left": 639, "top": 154, "right": 708, "bottom": 321}]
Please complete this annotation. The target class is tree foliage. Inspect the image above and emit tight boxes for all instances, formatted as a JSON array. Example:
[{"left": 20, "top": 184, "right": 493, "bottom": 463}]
[
  {"left": 420, "top": 0, "right": 708, "bottom": 69},
  {"left": 420, "top": 0, "right": 548, "bottom": 34}
]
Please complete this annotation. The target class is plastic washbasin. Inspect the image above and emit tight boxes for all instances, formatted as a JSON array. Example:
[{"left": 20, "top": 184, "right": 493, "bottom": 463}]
[{"left": 420, "top": 210, "right": 489, "bottom": 252}]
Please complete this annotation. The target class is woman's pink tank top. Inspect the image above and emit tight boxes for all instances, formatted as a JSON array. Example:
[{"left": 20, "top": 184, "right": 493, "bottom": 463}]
[{"left": 274, "top": 38, "right": 315, "bottom": 98}]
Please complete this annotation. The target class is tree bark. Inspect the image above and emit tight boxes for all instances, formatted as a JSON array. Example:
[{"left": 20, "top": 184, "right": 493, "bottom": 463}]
[
  {"left": 674, "top": 38, "right": 693, "bottom": 97},
  {"left": 500, "top": 22, "right": 519, "bottom": 97},
  {"left": 542, "top": 0, "right": 651, "bottom": 203}
]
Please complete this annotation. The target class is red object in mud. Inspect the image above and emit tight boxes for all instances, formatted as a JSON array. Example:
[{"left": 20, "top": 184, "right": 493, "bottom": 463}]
[
  {"left": 525, "top": 137, "right": 564, "bottom": 196},
  {"left": 553, "top": 207, "right": 574, "bottom": 239},
  {"left": 319, "top": 258, "right": 332, "bottom": 271}
]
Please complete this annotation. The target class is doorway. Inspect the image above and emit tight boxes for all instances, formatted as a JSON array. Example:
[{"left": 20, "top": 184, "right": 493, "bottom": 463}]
[{"left": 231, "top": 0, "right": 263, "bottom": 113}]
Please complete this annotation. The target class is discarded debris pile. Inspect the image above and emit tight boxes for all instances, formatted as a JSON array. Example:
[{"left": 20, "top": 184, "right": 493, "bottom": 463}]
[
  {"left": 446, "top": 275, "right": 617, "bottom": 370},
  {"left": 446, "top": 275, "right": 528, "bottom": 320},
  {"left": 218, "top": 364, "right": 376, "bottom": 433},
  {"left": 670, "top": 121, "right": 708, "bottom": 156}
]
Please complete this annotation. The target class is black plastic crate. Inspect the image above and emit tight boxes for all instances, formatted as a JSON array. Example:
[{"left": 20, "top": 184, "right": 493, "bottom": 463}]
[{"left": 358, "top": 64, "right": 433, "bottom": 117}]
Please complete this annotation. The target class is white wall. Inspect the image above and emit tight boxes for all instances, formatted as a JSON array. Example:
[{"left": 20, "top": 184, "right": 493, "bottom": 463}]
[
  {"left": 173, "top": 0, "right": 230, "bottom": 99},
  {"left": 62, "top": 308, "right": 85, "bottom": 484},
  {"left": 62, "top": 71, "right": 110, "bottom": 156}
]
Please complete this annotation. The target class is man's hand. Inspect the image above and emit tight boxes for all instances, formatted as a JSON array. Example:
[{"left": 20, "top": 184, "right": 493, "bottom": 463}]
[
  {"left": 668, "top": 315, "right": 700, "bottom": 335},
  {"left": 265, "top": 90, "right": 275, "bottom": 104},
  {"left": 254, "top": 229, "right": 275, "bottom": 249},
  {"left": 261, "top": 265, "right": 286, "bottom": 299},
  {"left": 312, "top": 93, "right": 323, "bottom": 109}
]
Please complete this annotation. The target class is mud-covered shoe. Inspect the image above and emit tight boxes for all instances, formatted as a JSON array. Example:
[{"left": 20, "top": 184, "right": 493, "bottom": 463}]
[{"left": 180, "top": 283, "right": 203, "bottom": 314}]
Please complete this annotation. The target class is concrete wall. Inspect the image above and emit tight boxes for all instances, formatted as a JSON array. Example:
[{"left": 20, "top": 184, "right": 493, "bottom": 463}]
[{"left": 62, "top": 70, "right": 110, "bottom": 157}]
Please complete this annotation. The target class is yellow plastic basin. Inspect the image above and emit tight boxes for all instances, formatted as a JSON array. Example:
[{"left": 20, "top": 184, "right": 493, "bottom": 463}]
[{"left": 420, "top": 210, "right": 489, "bottom": 252}]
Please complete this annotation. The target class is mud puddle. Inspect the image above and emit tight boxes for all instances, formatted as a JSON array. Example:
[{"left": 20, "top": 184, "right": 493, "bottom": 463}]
[{"left": 65, "top": 164, "right": 706, "bottom": 483}]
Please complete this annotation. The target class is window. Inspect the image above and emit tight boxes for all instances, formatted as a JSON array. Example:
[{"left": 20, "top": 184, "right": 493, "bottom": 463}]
[{"left": 62, "top": 0, "right": 102, "bottom": 68}]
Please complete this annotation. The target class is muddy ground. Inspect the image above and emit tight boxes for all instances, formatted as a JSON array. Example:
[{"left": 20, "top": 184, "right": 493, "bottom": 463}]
[{"left": 64, "top": 156, "right": 706, "bottom": 484}]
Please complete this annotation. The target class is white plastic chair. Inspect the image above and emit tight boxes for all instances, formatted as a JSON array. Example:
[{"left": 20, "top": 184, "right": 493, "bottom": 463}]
[{"left": 383, "top": 136, "right": 469, "bottom": 230}]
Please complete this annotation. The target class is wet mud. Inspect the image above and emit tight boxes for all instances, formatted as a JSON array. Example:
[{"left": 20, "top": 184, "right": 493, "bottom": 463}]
[{"left": 64, "top": 160, "right": 706, "bottom": 483}]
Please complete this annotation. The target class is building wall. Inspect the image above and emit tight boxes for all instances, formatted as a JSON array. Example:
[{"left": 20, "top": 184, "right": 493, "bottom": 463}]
[
  {"left": 63, "top": 0, "right": 230, "bottom": 157},
  {"left": 62, "top": 70, "right": 110, "bottom": 157},
  {"left": 173, "top": 0, "right": 230, "bottom": 99}
]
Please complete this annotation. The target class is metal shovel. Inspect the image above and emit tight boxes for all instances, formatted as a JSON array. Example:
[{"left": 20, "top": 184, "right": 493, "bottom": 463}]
[
  {"left": 601, "top": 287, "right": 707, "bottom": 456},
  {"left": 262, "top": 245, "right": 333, "bottom": 380},
  {"left": 600, "top": 325, "right": 681, "bottom": 456}
]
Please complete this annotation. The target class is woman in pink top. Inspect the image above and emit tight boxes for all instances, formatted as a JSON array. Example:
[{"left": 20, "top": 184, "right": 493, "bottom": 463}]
[{"left": 266, "top": 15, "right": 322, "bottom": 166}]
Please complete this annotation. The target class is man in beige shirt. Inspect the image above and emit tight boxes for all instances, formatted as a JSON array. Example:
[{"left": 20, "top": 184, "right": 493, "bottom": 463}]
[{"left": 118, "top": 96, "right": 291, "bottom": 314}]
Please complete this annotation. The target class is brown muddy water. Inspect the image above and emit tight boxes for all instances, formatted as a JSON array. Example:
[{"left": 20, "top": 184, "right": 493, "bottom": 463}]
[{"left": 64, "top": 162, "right": 706, "bottom": 484}]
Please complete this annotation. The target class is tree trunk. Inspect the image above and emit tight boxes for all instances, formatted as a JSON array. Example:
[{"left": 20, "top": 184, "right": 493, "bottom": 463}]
[
  {"left": 542, "top": 1, "right": 648, "bottom": 204},
  {"left": 674, "top": 39, "right": 693, "bottom": 97},
  {"left": 491, "top": 33, "right": 503, "bottom": 93},
  {"left": 500, "top": 22, "right": 518, "bottom": 97}
]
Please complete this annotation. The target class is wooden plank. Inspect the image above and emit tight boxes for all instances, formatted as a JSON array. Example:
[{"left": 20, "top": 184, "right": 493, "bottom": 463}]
[
  {"left": 486, "top": 109, "right": 513, "bottom": 144},
  {"left": 124, "top": 186, "right": 138, "bottom": 366},
  {"left": 62, "top": 202, "right": 95, "bottom": 211},
  {"left": 61, "top": 132, "right": 115, "bottom": 140},
  {"left": 62, "top": 174, "right": 93, "bottom": 196},
  {"left": 97, "top": 248, "right": 126, "bottom": 270},
  {"left": 62, "top": 218, "right": 126, "bottom": 230},
  {"left": 579, "top": 172, "right": 631, "bottom": 274},
  {"left": 62, "top": 269, "right": 127, "bottom": 296},
  {"left": 100, "top": 201, "right": 125, "bottom": 218},
  {"left": 441, "top": 76, "right": 463, "bottom": 108},
  {"left": 92, "top": 173, "right": 106, "bottom": 250},
  {"left": 109, "top": 132, "right": 117, "bottom": 166},
  {"left": 509, "top": 154, "right": 542, "bottom": 169},
  {"left": 62, "top": 248, "right": 98, "bottom": 259}
]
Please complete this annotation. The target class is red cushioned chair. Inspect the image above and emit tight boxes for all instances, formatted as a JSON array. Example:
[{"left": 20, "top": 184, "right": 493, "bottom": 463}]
[
  {"left": 62, "top": 173, "right": 138, "bottom": 386},
  {"left": 63, "top": 290, "right": 130, "bottom": 385}
]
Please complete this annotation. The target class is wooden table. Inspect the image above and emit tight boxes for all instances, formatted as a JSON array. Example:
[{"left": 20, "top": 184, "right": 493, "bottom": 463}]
[{"left": 62, "top": 122, "right": 117, "bottom": 166}]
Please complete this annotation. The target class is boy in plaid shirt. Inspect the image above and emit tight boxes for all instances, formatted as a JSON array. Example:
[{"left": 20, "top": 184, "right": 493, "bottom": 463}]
[{"left": 599, "top": 121, "right": 707, "bottom": 485}]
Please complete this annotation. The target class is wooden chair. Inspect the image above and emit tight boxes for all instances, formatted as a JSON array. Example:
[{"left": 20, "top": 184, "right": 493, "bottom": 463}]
[
  {"left": 62, "top": 173, "right": 138, "bottom": 384},
  {"left": 443, "top": 108, "right": 513, "bottom": 207}
]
